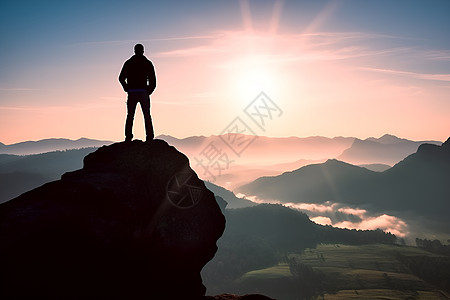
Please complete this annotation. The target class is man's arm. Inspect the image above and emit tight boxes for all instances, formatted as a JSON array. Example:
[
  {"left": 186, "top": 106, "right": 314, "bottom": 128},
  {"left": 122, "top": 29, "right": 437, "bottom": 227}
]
[
  {"left": 118, "top": 62, "right": 128, "bottom": 92},
  {"left": 147, "top": 61, "right": 157, "bottom": 95}
]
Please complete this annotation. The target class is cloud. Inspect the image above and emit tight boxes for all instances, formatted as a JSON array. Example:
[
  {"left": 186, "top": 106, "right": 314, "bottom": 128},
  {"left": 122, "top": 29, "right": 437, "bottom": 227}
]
[
  {"left": 69, "top": 35, "right": 220, "bottom": 48},
  {"left": 286, "top": 201, "right": 338, "bottom": 213},
  {"left": 417, "top": 49, "right": 450, "bottom": 61},
  {"left": 334, "top": 214, "right": 409, "bottom": 238},
  {"left": 0, "top": 106, "right": 43, "bottom": 111},
  {"left": 311, "top": 216, "right": 333, "bottom": 226},
  {"left": 151, "top": 29, "right": 445, "bottom": 81},
  {"left": 0, "top": 88, "right": 39, "bottom": 91},
  {"left": 236, "top": 192, "right": 411, "bottom": 237},
  {"left": 156, "top": 45, "right": 224, "bottom": 57},
  {"left": 100, "top": 96, "right": 123, "bottom": 101},
  {"left": 337, "top": 207, "right": 367, "bottom": 218},
  {"left": 301, "top": 202, "right": 409, "bottom": 237},
  {"left": 360, "top": 67, "right": 450, "bottom": 82}
]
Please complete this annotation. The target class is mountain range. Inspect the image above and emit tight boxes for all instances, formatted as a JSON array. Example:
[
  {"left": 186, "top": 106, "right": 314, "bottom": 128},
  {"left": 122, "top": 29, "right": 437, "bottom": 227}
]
[
  {"left": 337, "top": 134, "right": 441, "bottom": 165},
  {"left": 1, "top": 135, "right": 441, "bottom": 166},
  {"left": 0, "top": 148, "right": 97, "bottom": 202},
  {"left": 238, "top": 137, "right": 450, "bottom": 236},
  {"left": 0, "top": 138, "right": 112, "bottom": 155},
  {"left": 161, "top": 134, "right": 442, "bottom": 189},
  {"left": 0, "top": 134, "right": 445, "bottom": 207}
]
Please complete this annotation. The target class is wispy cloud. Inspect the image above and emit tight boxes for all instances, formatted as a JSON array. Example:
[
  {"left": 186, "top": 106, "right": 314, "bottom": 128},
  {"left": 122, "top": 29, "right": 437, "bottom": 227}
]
[
  {"left": 100, "top": 96, "right": 123, "bottom": 101},
  {"left": 0, "top": 102, "right": 122, "bottom": 111},
  {"left": 0, "top": 106, "right": 43, "bottom": 111},
  {"left": 69, "top": 35, "right": 220, "bottom": 47},
  {"left": 420, "top": 49, "right": 450, "bottom": 61},
  {"left": 151, "top": 29, "right": 434, "bottom": 67},
  {"left": 290, "top": 201, "right": 339, "bottom": 213},
  {"left": 155, "top": 44, "right": 225, "bottom": 57},
  {"left": 0, "top": 88, "right": 39, "bottom": 91},
  {"left": 361, "top": 67, "right": 450, "bottom": 82},
  {"left": 337, "top": 207, "right": 367, "bottom": 218}
]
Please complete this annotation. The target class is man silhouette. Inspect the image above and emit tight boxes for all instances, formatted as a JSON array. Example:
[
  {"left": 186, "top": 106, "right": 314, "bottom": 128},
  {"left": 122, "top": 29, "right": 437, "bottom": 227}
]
[{"left": 119, "top": 43, "right": 157, "bottom": 142}]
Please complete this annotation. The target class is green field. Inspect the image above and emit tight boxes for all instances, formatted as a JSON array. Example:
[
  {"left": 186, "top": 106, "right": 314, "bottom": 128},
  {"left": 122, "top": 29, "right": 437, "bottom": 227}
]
[{"left": 234, "top": 244, "right": 450, "bottom": 300}]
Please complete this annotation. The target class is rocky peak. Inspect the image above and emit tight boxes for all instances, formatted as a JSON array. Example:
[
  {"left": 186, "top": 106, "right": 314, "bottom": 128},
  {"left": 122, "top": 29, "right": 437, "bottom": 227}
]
[{"left": 0, "top": 139, "right": 226, "bottom": 299}]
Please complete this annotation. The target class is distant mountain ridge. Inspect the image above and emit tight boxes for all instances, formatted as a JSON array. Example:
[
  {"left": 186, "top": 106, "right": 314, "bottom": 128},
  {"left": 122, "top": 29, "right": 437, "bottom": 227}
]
[
  {"left": 2, "top": 134, "right": 440, "bottom": 165},
  {"left": 157, "top": 134, "right": 356, "bottom": 188},
  {"left": 0, "top": 138, "right": 113, "bottom": 155},
  {"left": 1, "top": 133, "right": 444, "bottom": 196},
  {"left": 239, "top": 158, "right": 379, "bottom": 205},
  {"left": 338, "top": 134, "right": 442, "bottom": 165},
  {"left": 366, "top": 133, "right": 413, "bottom": 144},
  {"left": 205, "top": 182, "right": 256, "bottom": 209},
  {"left": 158, "top": 134, "right": 355, "bottom": 165},
  {"left": 0, "top": 148, "right": 98, "bottom": 203}
]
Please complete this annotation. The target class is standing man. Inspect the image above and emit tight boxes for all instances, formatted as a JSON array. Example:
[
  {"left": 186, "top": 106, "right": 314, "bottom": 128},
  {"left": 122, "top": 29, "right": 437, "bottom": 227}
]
[{"left": 119, "top": 43, "right": 157, "bottom": 142}]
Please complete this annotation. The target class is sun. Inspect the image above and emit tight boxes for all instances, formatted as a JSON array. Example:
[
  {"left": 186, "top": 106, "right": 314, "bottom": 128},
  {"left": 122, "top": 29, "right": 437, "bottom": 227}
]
[
  {"left": 230, "top": 53, "right": 284, "bottom": 104},
  {"left": 208, "top": 29, "right": 295, "bottom": 113}
]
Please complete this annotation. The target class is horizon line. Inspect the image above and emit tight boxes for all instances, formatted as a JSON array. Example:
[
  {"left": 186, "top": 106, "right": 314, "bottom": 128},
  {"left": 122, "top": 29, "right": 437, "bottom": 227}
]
[{"left": 1, "top": 133, "right": 446, "bottom": 146}]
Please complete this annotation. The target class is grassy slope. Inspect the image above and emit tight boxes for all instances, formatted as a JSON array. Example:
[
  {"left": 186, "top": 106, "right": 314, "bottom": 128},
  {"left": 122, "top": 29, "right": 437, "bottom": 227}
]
[{"left": 235, "top": 244, "right": 449, "bottom": 300}]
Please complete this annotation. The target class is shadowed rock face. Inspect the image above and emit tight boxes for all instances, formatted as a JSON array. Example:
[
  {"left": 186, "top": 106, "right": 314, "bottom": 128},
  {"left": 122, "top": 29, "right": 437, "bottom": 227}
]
[
  {"left": 204, "top": 294, "right": 275, "bottom": 300},
  {"left": 0, "top": 139, "right": 226, "bottom": 299}
]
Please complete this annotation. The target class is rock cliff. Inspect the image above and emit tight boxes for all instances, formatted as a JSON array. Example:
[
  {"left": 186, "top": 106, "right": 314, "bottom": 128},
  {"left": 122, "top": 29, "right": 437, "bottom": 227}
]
[{"left": 0, "top": 140, "right": 226, "bottom": 299}]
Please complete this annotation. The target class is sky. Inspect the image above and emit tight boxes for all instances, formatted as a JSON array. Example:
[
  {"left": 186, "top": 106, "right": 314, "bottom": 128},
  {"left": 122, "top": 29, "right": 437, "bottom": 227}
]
[{"left": 1, "top": 0, "right": 450, "bottom": 144}]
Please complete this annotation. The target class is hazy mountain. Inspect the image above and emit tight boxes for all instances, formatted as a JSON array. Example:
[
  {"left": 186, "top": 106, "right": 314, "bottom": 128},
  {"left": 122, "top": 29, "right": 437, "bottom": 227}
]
[
  {"left": 263, "top": 158, "right": 327, "bottom": 172},
  {"left": 156, "top": 134, "right": 355, "bottom": 188},
  {"left": 0, "top": 154, "right": 22, "bottom": 165},
  {"left": 0, "top": 148, "right": 96, "bottom": 178},
  {"left": 0, "top": 172, "right": 52, "bottom": 203},
  {"left": 0, "top": 138, "right": 113, "bottom": 155},
  {"left": 238, "top": 138, "right": 450, "bottom": 234},
  {"left": 156, "top": 134, "right": 208, "bottom": 148},
  {"left": 338, "top": 134, "right": 442, "bottom": 165},
  {"left": 158, "top": 134, "right": 437, "bottom": 188},
  {"left": 204, "top": 182, "right": 256, "bottom": 209},
  {"left": 158, "top": 134, "right": 354, "bottom": 165},
  {"left": 0, "top": 148, "right": 98, "bottom": 203},
  {"left": 380, "top": 138, "right": 450, "bottom": 216},
  {"left": 213, "top": 159, "right": 327, "bottom": 190},
  {"left": 2, "top": 134, "right": 435, "bottom": 165},
  {"left": 366, "top": 134, "right": 405, "bottom": 144},
  {"left": 359, "top": 163, "right": 391, "bottom": 172},
  {"left": 238, "top": 159, "right": 380, "bottom": 205}
]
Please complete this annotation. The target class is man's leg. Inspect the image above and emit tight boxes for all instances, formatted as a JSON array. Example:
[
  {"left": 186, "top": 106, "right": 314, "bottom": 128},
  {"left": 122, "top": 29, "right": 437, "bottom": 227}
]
[
  {"left": 125, "top": 93, "right": 138, "bottom": 141},
  {"left": 140, "top": 94, "right": 154, "bottom": 141}
]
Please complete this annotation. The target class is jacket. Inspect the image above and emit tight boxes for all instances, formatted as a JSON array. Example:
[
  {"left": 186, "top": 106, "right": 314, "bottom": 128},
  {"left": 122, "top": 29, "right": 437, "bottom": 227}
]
[{"left": 119, "top": 54, "right": 156, "bottom": 94}]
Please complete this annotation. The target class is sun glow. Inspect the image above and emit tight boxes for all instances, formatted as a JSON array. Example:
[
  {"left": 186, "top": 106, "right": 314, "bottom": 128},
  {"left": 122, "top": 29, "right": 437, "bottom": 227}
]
[{"left": 232, "top": 54, "right": 283, "bottom": 102}]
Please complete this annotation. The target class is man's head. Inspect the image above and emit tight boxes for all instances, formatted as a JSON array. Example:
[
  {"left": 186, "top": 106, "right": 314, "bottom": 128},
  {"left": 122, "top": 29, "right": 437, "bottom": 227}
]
[{"left": 134, "top": 44, "right": 144, "bottom": 55}]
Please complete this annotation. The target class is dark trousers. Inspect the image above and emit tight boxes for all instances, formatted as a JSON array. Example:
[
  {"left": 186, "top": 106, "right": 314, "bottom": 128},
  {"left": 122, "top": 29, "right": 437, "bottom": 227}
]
[{"left": 125, "top": 91, "right": 154, "bottom": 140}]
